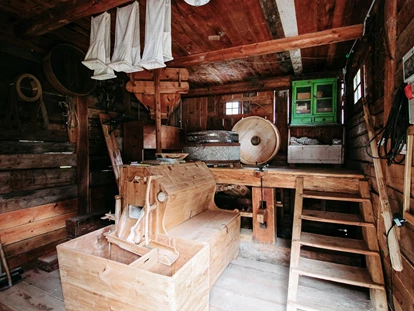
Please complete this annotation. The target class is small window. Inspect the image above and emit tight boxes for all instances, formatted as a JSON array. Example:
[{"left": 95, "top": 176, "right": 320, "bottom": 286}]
[
  {"left": 353, "top": 69, "right": 363, "bottom": 104},
  {"left": 225, "top": 101, "right": 240, "bottom": 115}
]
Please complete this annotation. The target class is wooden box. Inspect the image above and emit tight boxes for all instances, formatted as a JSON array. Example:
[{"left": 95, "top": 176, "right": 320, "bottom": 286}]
[{"left": 57, "top": 225, "right": 210, "bottom": 311}]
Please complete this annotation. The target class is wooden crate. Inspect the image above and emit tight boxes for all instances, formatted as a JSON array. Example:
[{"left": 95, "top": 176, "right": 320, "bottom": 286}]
[
  {"left": 66, "top": 211, "right": 111, "bottom": 239},
  {"left": 57, "top": 225, "right": 210, "bottom": 311}
]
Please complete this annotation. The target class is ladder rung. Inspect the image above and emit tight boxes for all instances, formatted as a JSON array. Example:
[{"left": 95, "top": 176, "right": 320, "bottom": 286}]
[
  {"left": 301, "top": 210, "right": 374, "bottom": 227},
  {"left": 293, "top": 257, "right": 384, "bottom": 289},
  {"left": 298, "top": 232, "right": 379, "bottom": 256},
  {"left": 302, "top": 190, "right": 369, "bottom": 202}
]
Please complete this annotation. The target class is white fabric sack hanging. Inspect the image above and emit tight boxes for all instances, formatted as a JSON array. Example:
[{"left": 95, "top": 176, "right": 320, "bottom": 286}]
[
  {"left": 91, "top": 12, "right": 116, "bottom": 80},
  {"left": 109, "top": 2, "right": 142, "bottom": 73},
  {"left": 82, "top": 12, "right": 111, "bottom": 70},
  {"left": 124, "top": 1, "right": 144, "bottom": 73},
  {"left": 163, "top": 0, "right": 173, "bottom": 62},
  {"left": 140, "top": 0, "right": 167, "bottom": 70}
]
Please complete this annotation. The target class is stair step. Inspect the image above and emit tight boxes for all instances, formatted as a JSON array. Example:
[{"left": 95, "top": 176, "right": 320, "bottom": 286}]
[
  {"left": 301, "top": 210, "right": 374, "bottom": 227},
  {"left": 299, "top": 232, "right": 380, "bottom": 256},
  {"left": 293, "top": 257, "right": 384, "bottom": 289},
  {"left": 302, "top": 190, "right": 369, "bottom": 203}
]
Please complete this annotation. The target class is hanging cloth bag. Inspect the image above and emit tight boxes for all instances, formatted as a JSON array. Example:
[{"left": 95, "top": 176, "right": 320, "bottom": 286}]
[
  {"left": 109, "top": 2, "right": 142, "bottom": 73},
  {"left": 140, "top": 0, "right": 167, "bottom": 70},
  {"left": 91, "top": 13, "right": 116, "bottom": 80},
  {"left": 163, "top": 0, "right": 173, "bottom": 62},
  {"left": 125, "top": 1, "right": 144, "bottom": 73},
  {"left": 82, "top": 12, "right": 111, "bottom": 70}
]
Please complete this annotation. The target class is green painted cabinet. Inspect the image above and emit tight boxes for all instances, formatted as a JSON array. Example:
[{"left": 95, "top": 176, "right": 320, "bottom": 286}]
[{"left": 291, "top": 78, "right": 338, "bottom": 126}]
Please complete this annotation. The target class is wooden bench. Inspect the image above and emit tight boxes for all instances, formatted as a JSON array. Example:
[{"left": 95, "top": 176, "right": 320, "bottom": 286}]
[{"left": 57, "top": 162, "right": 240, "bottom": 310}]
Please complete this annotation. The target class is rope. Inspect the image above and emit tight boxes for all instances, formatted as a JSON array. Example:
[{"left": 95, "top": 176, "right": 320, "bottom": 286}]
[{"left": 59, "top": 97, "right": 79, "bottom": 129}]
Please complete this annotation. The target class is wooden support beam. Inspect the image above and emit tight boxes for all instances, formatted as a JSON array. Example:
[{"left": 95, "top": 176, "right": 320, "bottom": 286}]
[
  {"left": 154, "top": 69, "right": 162, "bottom": 153},
  {"left": 75, "top": 96, "right": 89, "bottom": 215},
  {"left": 404, "top": 126, "right": 414, "bottom": 224},
  {"left": 185, "top": 76, "right": 291, "bottom": 97},
  {"left": 170, "top": 25, "right": 363, "bottom": 68},
  {"left": 252, "top": 187, "right": 276, "bottom": 244},
  {"left": 15, "top": 0, "right": 132, "bottom": 36},
  {"left": 383, "top": 0, "right": 397, "bottom": 122},
  {"left": 362, "top": 99, "right": 403, "bottom": 272}
]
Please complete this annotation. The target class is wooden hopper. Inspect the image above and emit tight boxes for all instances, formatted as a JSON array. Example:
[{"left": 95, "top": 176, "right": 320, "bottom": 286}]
[{"left": 126, "top": 68, "right": 189, "bottom": 120}]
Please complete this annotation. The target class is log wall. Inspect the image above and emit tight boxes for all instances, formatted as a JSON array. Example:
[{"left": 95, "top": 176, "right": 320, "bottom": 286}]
[{"left": 345, "top": 2, "right": 414, "bottom": 309}]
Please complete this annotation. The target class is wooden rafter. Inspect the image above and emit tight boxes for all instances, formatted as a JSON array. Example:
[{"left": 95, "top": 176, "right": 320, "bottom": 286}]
[
  {"left": 170, "top": 25, "right": 363, "bottom": 68},
  {"left": 185, "top": 76, "right": 291, "bottom": 97},
  {"left": 15, "top": 0, "right": 133, "bottom": 36}
]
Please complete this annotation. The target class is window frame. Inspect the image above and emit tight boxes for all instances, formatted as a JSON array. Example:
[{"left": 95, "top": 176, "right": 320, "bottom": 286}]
[
  {"left": 353, "top": 67, "right": 364, "bottom": 104},
  {"left": 225, "top": 101, "right": 241, "bottom": 115}
]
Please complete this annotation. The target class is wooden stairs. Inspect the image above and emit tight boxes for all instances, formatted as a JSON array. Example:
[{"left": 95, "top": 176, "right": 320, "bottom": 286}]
[{"left": 287, "top": 177, "right": 388, "bottom": 311}]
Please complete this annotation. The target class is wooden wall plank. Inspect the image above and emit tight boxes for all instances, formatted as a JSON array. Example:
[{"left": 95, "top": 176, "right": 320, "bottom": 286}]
[
  {"left": 0, "top": 154, "right": 77, "bottom": 170},
  {"left": 3, "top": 228, "right": 67, "bottom": 258},
  {"left": 0, "top": 211, "right": 77, "bottom": 245},
  {"left": 0, "top": 142, "right": 75, "bottom": 154},
  {"left": 0, "top": 185, "right": 78, "bottom": 214},
  {"left": 76, "top": 96, "right": 89, "bottom": 214},
  {"left": 0, "top": 199, "right": 78, "bottom": 231},
  {"left": 0, "top": 168, "right": 76, "bottom": 193}
]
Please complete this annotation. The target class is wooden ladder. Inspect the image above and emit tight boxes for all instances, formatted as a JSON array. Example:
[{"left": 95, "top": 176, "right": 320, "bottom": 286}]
[{"left": 287, "top": 177, "right": 388, "bottom": 311}]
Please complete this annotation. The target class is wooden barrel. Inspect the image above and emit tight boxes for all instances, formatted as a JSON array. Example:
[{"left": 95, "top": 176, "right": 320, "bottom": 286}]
[
  {"left": 232, "top": 116, "right": 281, "bottom": 165},
  {"left": 43, "top": 44, "right": 96, "bottom": 96}
]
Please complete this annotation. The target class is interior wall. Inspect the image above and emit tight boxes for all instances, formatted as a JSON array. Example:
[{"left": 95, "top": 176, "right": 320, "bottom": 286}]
[
  {"left": 0, "top": 48, "right": 79, "bottom": 269},
  {"left": 345, "top": 2, "right": 414, "bottom": 310},
  {"left": 182, "top": 90, "right": 289, "bottom": 164}
]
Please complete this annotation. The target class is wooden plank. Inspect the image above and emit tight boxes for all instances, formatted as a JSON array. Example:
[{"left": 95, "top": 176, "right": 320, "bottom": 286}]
[
  {"left": 301, "top": 210, "right": 373, "bottom": 227},
  {"left": 143, "top": 124, "right": 184, "bottom": 150},
  {"left": 76, "top": 96, "right": 89, "bottom": 215},
  {"left": 0, "top": 168, "right": 76, "bottom": 193},
  {"left": 295, "top": 257, "right": 384, "bottom": 289},
  {"left": 252, "top": 187, "right": 276, "bottom": 244},
  {"left": 170, "top": 25, "right": 363, "bottom": 67},
  {"left": 38, "top": 251, "right": 59, "bottom": 272},
  {"left": 0, "top": 199, "right": 78, "bottom": 230},
  {"left": 300, "top": 232, "right": 379, "bottom": 256},
  {"left": 404, "top": 131, "right": 414, "bottom": 222},
  {"left": 302, "top": 190, "right": 368, "bottom": 202},
  {"left": 362, "top": 99, "right": 403, "bottom": 271},
  {"left": 126, "top": 81, "right": 189, "bottom": 95},
  {"left": 0, "top": 141, "right": 75, "bottom": 154},
  {"left": 154, "top": 69, "right": 162, "bottom": 153},
  {"left": 0, "top": 211, "right": 77, "bottom": 246},
  {"left": 129, "top": 68, "right": 189, "bottom": 81},
  {"left": 0, "top": 154, "right": 76, "bottom": 169},
  {"left": 0, "top": 185, "right": 78, "bottom": 214},
  {"left": 99, "top": 113, "right": 123, "bottom": 188},
  {"left": 186, "top": 76, "right": 291, "bottom": 97},
  {"left": 4, "top": 228, "right": 67, "bottom": 258}
]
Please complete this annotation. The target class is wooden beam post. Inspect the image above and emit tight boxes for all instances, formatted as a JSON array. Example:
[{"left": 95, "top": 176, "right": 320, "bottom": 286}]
[
  {"left": 74, "top": 96, "right": 89, "bottom": 215},
  {"left": 252, "top": 186, "right": 276, "bottom": 244},
  {"left": 170, "top": 25, "right": 363, "bottom": 67},
  {"left": 362, "top": 99, "right": 403, "bottom": 271},
  {"left": 403, "top": 126, "right": 414, "bottom": 224},
  {"left": 154, "top": 69, "right": 162, "bottom": 153},
  {"left": 383, "top": 0, "right": 397, "bottom": 123}
]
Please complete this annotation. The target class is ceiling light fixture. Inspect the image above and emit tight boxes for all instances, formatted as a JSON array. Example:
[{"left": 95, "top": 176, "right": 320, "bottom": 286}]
[{"left": 184, "top": 0, "right": 210, "bottom": 6}]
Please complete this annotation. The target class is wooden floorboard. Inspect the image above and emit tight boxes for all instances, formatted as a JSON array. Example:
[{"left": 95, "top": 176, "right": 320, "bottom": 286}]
[{"left": 0, "top": 257, "right": 374, "bottom": 311}]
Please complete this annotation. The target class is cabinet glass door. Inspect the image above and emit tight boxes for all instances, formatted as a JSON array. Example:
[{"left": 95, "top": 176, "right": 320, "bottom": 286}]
[
  {"left": 294, "top": 85, "right": 312, "bottom": 115},
  {"left": 314, "top": 83, "right": 334, "bottom": 114}
]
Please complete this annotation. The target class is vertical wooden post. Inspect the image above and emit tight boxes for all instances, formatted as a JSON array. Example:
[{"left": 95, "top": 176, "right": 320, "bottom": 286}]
[
  {"left": 252, "top": 187, "right": 276, "bottom": 244},
  {"left": 154, "top": 69, "right": 162, "bottom": 153},
  {"left": 383, "top": 0, "right": 397, "bottom": 122},
  {"left": 75, "top": 96, "right": 89, "bottom": 215}
]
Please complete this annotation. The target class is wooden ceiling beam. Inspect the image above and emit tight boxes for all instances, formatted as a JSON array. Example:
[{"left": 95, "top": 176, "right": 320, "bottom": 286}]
[
  {"left": 15, "top": 0, "right": 133, "bottom": 36},
  {"left": 170, "top": 25, "right": 363, "bottom": 68},
  {"left": 184, "top": 76, "right": 291, "bottom": 98}
]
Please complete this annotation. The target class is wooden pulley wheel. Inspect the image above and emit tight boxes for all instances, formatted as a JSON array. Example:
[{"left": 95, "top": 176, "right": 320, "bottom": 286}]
[
  {"left": 232, "top": 116, "right": 281, "bottom": 165},
  {"left": 15, "top": 74, "right": 42, "bottom": 102}
]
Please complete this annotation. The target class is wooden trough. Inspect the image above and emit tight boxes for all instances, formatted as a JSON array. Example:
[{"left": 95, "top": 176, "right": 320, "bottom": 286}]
[{"left": 57, "top": 162, "right": 240, "bottom": 310}]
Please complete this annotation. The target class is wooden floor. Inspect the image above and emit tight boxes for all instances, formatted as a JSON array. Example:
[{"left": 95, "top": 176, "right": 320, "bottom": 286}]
[{"left": 0, "top": 257, "right": 374, "bottom": 311}]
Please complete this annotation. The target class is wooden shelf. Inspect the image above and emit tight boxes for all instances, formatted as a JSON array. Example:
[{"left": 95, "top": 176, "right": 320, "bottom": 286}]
[
  {"left": 302, "top": 190, "right": 369, "bottom": 203},
  {"left": 299, "top": 232, "right": 379, "bottom": 256},
  {"left": 301, "top": 210, "right": 374, "bottom": 227},
  {"left": 294, "top": 257, "right": 384, "bottom": 289}
]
